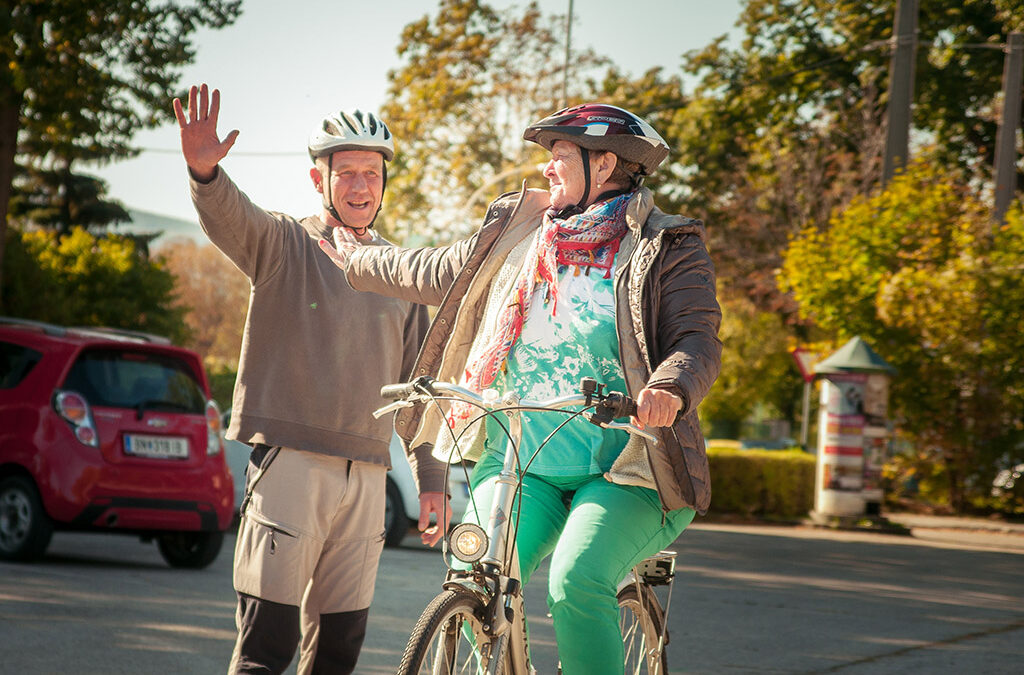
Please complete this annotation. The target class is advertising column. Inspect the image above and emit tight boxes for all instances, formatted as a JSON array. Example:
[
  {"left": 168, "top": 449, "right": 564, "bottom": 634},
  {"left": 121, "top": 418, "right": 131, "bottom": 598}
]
[{"left": 811, "top": 337, "right": 894, "bottom": 521}]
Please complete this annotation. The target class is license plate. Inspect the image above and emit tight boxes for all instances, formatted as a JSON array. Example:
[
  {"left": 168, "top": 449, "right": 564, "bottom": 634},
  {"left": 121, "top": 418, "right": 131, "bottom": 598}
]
[{"left": 124, "top": 434, "right": 189, "bottom": 459}]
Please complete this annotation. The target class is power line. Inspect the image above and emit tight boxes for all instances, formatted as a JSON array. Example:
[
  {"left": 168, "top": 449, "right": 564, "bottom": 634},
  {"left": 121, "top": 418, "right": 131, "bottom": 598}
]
[{"left": 134, "top": 148, "right": 304, "bottom": 156}]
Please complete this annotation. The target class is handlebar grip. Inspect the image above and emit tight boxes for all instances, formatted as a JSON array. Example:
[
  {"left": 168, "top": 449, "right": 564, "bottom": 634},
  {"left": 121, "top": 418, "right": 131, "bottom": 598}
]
[
  {"left": 600, "top": 392, "right": 637, "bottom": 420},
  {"left": 380, "top": 382, "right": 417, "bottom": 400}
]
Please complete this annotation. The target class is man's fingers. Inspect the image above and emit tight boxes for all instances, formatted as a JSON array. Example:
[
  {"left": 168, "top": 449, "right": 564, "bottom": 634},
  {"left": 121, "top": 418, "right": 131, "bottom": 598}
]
[
  {"left": 187, "top": 85, "right": 197, "bottom": 122},
  {"left": 172, "top": 98, "right": 186, "bottom": 127},
  {"left": 209, "top": 87, "right": 221, "bottom": 126},
  {"left": 222, "top": 129, "right": 240, "bottom": 154},
  {"left": 199, "top": 83, "right": 209, "bottom": 120}
]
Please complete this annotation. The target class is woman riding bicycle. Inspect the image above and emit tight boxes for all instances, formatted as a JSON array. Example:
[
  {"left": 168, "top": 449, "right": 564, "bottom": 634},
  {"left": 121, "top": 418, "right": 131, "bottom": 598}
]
[{"left": 321, "top": 103, "right": 722, "bottom": 675}]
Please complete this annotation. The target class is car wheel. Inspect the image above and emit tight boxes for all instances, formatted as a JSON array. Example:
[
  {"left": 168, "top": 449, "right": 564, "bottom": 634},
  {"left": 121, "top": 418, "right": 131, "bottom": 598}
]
[
  {"left": 0, "top": 476, "right": 54, "bottom": 562},
  {"left": 156, "top": 530, "right": 225, "bottom": 569},
  {"left": 384, "top": 477, "right": 410, "bottom": 547}
]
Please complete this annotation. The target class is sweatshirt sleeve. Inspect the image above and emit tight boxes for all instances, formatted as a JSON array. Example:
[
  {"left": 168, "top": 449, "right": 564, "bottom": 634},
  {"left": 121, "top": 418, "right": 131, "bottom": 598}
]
[
  {"left": 345, "top": 235, "right": 478, "bottom": 307},
  {"left": 189, "top": 167, "right": 287, "bottom": 283}
]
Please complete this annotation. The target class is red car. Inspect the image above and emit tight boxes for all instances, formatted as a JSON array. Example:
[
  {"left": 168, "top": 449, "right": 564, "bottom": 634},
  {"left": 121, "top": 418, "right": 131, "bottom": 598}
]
[{"left": 0, "top": 317, "right": 234, "bottom": 568}]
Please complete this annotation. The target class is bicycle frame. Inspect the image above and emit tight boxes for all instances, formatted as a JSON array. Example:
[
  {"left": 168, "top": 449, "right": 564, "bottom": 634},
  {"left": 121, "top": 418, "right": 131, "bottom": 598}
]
[
  {"left": 445, "top": 389, "right": 587, "bottom": 675},
  {"left": 380, "top": 379, "right": 669, "bottom": 675}
]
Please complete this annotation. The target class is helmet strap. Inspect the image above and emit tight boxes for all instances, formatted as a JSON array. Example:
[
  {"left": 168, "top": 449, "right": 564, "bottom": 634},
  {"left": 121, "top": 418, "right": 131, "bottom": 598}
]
[
  {"left": 552, "top": 146, "right": 592, "bottom": 219},
  {"left": 576, "top": 147, "right": 592, "bottom": 212}
]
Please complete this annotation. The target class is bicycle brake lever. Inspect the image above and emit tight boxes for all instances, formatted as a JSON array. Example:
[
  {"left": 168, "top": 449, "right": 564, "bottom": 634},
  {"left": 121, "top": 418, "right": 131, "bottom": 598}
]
[
  {"left": 372, "top": 400, "right": 415, "bottom": 419},
  {"left": 595, "top": 418, "right": 660, "bottom": 444}
]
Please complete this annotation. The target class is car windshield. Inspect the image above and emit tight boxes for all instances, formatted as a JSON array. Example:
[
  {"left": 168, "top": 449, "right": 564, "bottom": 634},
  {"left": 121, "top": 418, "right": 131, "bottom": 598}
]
[{"left": 63, "top": 349, "right": 206, "bottom": 414}]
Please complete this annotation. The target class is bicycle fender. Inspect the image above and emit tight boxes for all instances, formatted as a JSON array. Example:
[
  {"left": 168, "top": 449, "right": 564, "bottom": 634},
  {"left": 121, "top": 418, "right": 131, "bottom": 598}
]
[{"left": 442, "top": 577, "right": 491, "bottom": 606}]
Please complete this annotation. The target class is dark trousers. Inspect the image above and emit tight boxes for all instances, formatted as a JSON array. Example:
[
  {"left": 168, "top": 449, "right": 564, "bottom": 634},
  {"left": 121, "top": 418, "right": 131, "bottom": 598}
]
[{"left": 230, "top": 593, "right": 368, "bottom": 674}]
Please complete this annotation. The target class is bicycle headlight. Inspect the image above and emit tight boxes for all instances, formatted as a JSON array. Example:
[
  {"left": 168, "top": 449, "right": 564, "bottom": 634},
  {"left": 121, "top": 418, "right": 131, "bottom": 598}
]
[{"left": 449, "top": 522, "right": 488, "bottom": 563}]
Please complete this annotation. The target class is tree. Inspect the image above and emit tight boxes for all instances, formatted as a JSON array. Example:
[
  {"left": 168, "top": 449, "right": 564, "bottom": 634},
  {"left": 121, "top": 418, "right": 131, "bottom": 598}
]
[
  {"left": 9, "top": 164, "right": 130, "bottom": 235},
  {"left": 0, "top": 0, "right": 242, "bottom": 306},
  {"left": 2, "top": 226, "right": 189, "bottom": 343},
  {"left": 670, "top": 0, "right": 1023, "bottom": 315},
  {"left": 698, "top": 289, "right": 805, "bottom": 439},
  {"left": 381, "top": 0, "right": 607, "bottom": 243},
  {"left": 779, "top": 160, "right": 1024, "bottom": 512},
  {"left": 157, "top": 237, "right": 248, "bottom": 367}
]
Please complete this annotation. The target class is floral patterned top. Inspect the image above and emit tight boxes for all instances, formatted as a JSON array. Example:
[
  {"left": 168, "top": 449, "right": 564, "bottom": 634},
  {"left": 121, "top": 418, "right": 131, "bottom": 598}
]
[{"left": 483, "top": 263, "right": 629, "bottom": 476}]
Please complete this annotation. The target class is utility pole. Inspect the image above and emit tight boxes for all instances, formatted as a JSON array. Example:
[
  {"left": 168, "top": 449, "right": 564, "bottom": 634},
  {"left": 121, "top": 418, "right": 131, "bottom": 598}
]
[
  {"left": 562, "top": 0, "right": 574, "bottom": 109},
  {"left": 994, "top": 32, "right": 1024, "bottom": 225},
  {"left": 882, "top": 0, "right": 918, "bottom": 186}
]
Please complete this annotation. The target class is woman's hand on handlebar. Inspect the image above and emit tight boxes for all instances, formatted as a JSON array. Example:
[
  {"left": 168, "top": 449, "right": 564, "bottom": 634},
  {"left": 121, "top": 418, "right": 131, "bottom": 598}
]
[
  {"left": 634, "top": 388, "right": 682, "bottom": 428},
  {"left": 418, "top": 491, "right": 453, "bottom": 547}
]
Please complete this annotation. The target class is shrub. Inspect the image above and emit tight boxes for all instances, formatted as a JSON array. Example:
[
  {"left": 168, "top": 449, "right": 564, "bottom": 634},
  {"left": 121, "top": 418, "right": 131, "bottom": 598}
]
[{"left": 707, "top": 447, "right": 816, "bottom": 519}]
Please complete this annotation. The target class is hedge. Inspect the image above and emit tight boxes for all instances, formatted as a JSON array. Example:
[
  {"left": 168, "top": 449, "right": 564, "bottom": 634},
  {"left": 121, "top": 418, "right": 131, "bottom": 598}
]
[{"left": 706, "top": 447, "right": 816, "bottom": 519}]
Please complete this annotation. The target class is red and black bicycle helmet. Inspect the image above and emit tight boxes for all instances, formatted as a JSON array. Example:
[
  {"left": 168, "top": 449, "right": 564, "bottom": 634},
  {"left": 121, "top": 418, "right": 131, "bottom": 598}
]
[{"left": 523, "top": 103, "right": 670, "bottom": 176}]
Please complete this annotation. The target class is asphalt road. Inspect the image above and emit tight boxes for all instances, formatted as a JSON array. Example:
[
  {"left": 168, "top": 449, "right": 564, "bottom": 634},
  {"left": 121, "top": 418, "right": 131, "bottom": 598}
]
[{"left": 1, "top": 519, "right": 1022, "bottom": 674}]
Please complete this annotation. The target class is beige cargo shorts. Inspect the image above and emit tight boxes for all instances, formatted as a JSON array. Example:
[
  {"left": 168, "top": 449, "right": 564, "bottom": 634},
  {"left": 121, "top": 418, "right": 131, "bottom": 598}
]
[{"left": 232, "top": 447, "right": 387, "bottom": 613}]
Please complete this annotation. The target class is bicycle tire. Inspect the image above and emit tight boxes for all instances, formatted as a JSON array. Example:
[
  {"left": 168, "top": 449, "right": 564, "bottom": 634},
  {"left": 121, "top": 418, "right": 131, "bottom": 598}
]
[
  {"left": 618, "top": 583, "right": 669, "bottom": 675},
  {"left": 397, "top": 589, "right": 504, "bottom": 675}
]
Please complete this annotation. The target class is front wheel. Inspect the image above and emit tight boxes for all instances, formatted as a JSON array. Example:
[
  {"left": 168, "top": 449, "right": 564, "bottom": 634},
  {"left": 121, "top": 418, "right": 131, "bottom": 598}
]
[
  {"left": 618, "top": 583, "right": 668, "bottom": 675},
  {"left": 156, "top": 530, "right": 224, "bottom": 569},
  {"left": 397, "top": 589, "right": 502, "bottom": 675}
]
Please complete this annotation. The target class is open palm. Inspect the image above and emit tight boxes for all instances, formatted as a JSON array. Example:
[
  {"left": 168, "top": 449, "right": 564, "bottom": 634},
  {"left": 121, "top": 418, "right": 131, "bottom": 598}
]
[{"left": 172, "top": 83, "right": 239, "bottom": 181}]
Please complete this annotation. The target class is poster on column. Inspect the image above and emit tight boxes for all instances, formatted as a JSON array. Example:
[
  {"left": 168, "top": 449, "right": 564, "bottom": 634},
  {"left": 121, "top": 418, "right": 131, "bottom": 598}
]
[{"left": 821, "top": 373, "right": 867, "bottom": 491}]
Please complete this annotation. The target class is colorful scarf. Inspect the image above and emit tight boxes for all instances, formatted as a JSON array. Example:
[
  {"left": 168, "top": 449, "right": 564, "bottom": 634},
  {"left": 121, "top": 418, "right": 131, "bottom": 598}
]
[{"left": 447, "top": 193, "right": 631, "bottom": 428}]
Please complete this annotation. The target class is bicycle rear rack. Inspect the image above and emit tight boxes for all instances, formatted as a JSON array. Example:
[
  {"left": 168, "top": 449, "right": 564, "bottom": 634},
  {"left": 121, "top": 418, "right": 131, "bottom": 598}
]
[{"left": 634, "top": 550, "right": 676, "bottom": 586}]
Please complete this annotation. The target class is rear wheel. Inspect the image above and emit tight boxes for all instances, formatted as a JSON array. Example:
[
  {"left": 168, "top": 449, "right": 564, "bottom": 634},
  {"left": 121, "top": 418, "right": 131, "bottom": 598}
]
[
  {"left": 156, "top": 530, "right": 224, "bottom": 569},
  {"left": 618, "top": 583, "right": 668, "bottom": 674},
  {"left": 397, "top": 589, "right": 499, "bottom": 674},
  {"left": 0, "top": 476, "right": 53, "bottom": 562}
]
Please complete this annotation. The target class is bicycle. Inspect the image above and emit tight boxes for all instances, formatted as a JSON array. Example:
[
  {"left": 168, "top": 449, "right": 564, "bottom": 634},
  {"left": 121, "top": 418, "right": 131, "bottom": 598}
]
[{"left": 374, "top": 375, "right": 679, "bottom": 675}]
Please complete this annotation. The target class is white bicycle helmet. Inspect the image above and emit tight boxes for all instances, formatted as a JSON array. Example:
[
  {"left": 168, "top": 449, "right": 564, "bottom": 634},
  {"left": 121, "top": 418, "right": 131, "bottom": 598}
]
[
  {"left": 308, "top": 109, "right": 394, "bottom": 230},
  {"left": 308, "top": 109, "right": 394, "bottom": 161}
]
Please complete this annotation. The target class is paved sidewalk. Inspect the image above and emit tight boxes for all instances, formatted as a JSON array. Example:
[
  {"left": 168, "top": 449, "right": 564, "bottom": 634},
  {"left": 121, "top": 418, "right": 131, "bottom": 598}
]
[{"left": 884, "top": 512, "right": 1024, "bottom": 553}]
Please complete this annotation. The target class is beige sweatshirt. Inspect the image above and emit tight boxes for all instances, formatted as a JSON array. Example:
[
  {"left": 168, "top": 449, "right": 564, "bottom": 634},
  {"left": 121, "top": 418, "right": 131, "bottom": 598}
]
[{"left": 189, "top": 168, "right": 435, "bottom": 486}]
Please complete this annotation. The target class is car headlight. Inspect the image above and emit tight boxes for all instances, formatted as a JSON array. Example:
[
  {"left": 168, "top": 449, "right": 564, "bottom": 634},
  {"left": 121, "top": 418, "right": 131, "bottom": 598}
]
[{"left": 448, "top": 522, "right": 488, "bottom": 563}]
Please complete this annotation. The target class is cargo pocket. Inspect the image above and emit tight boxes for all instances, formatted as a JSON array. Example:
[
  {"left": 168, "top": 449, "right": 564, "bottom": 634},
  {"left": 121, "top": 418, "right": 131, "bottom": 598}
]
[
  {"left": 314, "top": 530, "right": 387, "bottom": 613},
  {"left": 234, "top": 512, "right": 315, "bottom": 606}
]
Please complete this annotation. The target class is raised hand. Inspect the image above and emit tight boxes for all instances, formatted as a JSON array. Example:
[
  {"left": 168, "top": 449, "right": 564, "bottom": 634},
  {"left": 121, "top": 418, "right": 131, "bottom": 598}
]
[{"left": 172, "top": 83, "right": 239, "bottom": 182}]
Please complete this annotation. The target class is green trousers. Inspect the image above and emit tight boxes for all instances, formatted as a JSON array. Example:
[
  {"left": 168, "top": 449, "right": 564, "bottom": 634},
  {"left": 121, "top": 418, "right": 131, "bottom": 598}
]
[{"left": 465, "top": 455, "right": 694, "bottom": 675}]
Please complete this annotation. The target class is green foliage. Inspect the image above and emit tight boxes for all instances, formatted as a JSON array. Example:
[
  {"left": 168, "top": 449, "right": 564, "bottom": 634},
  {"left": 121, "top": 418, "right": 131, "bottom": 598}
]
[
  {"left": 699, "top": 290, "right": 803, "bottom": 430},
  {"left": 706, "top": 447, "right": 816, "bottom": 518},
  {"left": 669, "top": 0, "right": 1024, "bottom": 316},
  {"left": 10, "top": 164, "right": 130, "bottom": 235},
  {"left": 381, "top": 0, "right": 607, "bottom": 243},
  {"left": 779, "top": 161, "right": 1024, "bottom": 511},
  {"left": 206, "top": 363, "right": 237, "bottom": 413},
  {"left": 2, "top": 225, "right": 188, "bottom": 343},
  {"left": 0, "top": 0, "right": 242, "bottom": 302},
  {"left": 2, "top": 0, "right": 242, "bottom": 162}
]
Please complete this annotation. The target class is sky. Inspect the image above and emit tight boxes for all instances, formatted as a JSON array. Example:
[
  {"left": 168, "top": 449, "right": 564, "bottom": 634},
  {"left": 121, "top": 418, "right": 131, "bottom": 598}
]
[{"left": 92, "top": 0, "right": 744, "bottom": 228}]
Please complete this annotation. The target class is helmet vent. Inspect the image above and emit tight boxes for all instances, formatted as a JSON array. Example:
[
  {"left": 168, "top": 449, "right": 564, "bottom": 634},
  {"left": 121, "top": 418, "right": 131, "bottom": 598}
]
[{"left": 340, "top": 112, "right": 360, "bottom": 135}]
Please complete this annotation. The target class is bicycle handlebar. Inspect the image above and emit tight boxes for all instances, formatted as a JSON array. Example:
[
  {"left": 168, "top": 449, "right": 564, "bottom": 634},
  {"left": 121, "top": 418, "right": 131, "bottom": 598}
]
[{"left": 376, "top": 376, "right": 659, "bottom": 444}]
